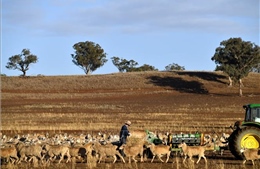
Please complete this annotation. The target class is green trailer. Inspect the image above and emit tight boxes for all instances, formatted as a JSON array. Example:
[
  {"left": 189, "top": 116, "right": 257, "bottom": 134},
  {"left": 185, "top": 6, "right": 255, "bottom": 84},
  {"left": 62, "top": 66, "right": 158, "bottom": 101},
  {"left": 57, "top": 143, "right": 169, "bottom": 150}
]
[{"left": 146, "top": 130, "right": 210, "bottom": 152}]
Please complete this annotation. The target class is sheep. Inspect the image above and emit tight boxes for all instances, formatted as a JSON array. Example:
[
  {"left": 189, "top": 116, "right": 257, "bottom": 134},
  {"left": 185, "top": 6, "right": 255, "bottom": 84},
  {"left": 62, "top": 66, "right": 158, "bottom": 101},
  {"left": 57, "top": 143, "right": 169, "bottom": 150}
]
[
  {"left": 16, "top": 142, "right": 44, "bottom": 164},
  {"left": 92, "top": 142, "right": 125, "bottom": 163},
  {"left": 203, "top": 137, "right": 228, "bottom": 156},
  {"left": 203, "top": 134, "right": 212, "bottom": 144},
  {"left": 147, "top": 143, "right": 171, "bottom": 163},
  {"left": 157, "top": 132, "right": 170, "bottom": 145},
  {"left": 81, "top": 142, "right": 94, "bottom": 161},
  {"left": 119, "top": 143, "right": 144, "bottom": 163},
  {"left": 69, "top": 142, "right": 94, "bottom": 162},
  {"left": 178, "top": 141, "right": 207, "bottom": 164},
  {"left": 69, "top": 146, "right": 84, "bottom": 162},
  {"left": 220, "top": 133, "right": 230, "bottom": 143},
  {"left": 43, "top": 144, "right": 71, "bottom": 163},
  {"left": 240, "top": 148, "right": 260, "bottom": 165},
  {"left": 0, "top": 146, "right": 19, "bottom": 164}
]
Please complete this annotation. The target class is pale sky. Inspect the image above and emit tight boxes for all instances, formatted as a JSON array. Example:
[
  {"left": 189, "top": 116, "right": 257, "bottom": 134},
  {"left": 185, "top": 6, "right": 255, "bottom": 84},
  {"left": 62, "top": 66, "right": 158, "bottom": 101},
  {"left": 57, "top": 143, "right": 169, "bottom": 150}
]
[{"left": 1, "top": 0, "right": 259, "bottom": 76}]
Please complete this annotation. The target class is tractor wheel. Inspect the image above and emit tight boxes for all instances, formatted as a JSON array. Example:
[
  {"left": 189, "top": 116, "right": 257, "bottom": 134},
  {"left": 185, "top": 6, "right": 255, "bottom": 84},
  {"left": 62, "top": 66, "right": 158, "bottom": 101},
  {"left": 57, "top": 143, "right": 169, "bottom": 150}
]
[{"left": 229, "top": 127, "right": 260, "bottom": 159}]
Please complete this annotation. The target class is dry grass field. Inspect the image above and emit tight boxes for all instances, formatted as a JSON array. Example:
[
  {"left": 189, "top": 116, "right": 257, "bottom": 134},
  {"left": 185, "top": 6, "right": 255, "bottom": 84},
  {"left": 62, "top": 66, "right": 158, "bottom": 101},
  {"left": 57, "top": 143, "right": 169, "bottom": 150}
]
[
  {"left": 1, "top": 71, "right": 260, "bottom": 169},
  {"left": 1, "top": 71, "right": 260, "bottom": 134}
]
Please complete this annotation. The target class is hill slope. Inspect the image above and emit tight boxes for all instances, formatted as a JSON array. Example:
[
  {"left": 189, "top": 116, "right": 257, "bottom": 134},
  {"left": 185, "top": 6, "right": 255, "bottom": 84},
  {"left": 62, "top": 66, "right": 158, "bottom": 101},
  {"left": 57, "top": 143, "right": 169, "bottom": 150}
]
[
  {"left": 1, "top": 71, "right": 260, "bottom": 134},
  {"left": 2, "top": 71, "right": 260, "bottom": 94}
]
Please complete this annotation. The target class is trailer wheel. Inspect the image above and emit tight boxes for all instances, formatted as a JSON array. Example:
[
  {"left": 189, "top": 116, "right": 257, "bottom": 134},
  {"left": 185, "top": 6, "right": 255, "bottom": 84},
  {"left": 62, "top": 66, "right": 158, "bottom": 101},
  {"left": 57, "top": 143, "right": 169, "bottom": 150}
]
[{"left": 229, "top": 127, "right": 260, "bottom": 159}]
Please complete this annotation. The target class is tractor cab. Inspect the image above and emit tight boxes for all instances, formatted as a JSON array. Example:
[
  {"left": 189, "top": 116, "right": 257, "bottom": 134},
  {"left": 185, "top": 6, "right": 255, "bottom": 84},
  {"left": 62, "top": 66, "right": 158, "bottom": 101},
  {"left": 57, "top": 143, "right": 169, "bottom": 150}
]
[{"left": 243, "top": 104, "right": 260, "bottom": 123}]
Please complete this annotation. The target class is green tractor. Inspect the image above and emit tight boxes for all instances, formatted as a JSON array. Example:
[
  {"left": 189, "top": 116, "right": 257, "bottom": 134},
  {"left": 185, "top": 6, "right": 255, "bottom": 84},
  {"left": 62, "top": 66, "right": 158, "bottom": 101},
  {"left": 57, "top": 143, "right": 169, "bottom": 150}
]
[{"left": 229, "top": 104, "right": 260, "bottom": 159}]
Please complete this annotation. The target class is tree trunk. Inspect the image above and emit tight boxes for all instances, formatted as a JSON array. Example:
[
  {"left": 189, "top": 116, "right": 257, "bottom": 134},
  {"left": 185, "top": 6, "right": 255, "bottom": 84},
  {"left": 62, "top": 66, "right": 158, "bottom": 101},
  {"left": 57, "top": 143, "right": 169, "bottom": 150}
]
[
  {"left": 22, "top": 71, "right": 26, "bottom": 77},
  {"left": 85, "top": 67, "right": 91, "bottom": 75},
  {"left": 228, "top": 76, "right": 233, "bottom": 86},
  {"left": 239, "top": 82, "right": 243, "bottom": 97},
  {"left": 239, "top": 79, "right": 244, "bottom": 87}
]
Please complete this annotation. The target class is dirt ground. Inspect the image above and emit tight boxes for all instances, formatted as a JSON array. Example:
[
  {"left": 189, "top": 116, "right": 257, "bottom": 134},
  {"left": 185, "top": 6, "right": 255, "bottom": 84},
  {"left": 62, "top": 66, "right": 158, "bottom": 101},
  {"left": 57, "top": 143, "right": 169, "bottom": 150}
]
[
  {"left": 1, "top": 152, "right": 259, "bottom": 169},
  {"left": 1, "top": 71, "right": 260, "bottom": 168},
  {"left": 1, "top": 71, "right": 260, "bottom": 134}
]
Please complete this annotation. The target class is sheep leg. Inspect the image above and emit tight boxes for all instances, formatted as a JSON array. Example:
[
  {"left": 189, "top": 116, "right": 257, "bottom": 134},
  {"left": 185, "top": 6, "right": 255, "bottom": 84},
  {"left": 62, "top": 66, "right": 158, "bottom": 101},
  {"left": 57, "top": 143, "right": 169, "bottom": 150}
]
[
  {"left": 251, "top": 160, "right": 255, "bottom": 165},
  {"left": 65, "top": 152, "right": 71, "bottom": 163},
  {"left": 13, "top": 157, "right": 19, "bottom": 164},
  {"left": 116, "top": 151, "right": 125, "bottom": 163},
  {"left": 196, "top": 156, "right": 201, "bottom": 164},
  {"left": 17, "top": 157, "right": 21, "bottom": 164},
  {"left": 47, "top": 155, "right": 53, "bottom": 163},
  {"left": 50, "top": 155, "right": 57, "bottom": 162},
  {"left": 220, "top": 149, "right": 224, "bottom": 156},
  {"left": 14, "top": 157, "right": 19, "bottom": 164},
  {"left": 151, "top": 155, "right": 156, "bottom": 163},
  {"left": 140, "top": 153, "right": 144, "bottom": 162},
  {"left": 132, "top": 156, "right": 137, "bottom": 163},
  {"left": 18, "top": 155, "right": 26, "bottom": 163},
  {"left": 16, "top": 157, "right": 20, "bottom": 164},
  {"left": 27, "top": 156, "right": 31, "bottom": 163},
  {"left": 22, "top": 155, "right": 28, "bottom": 163},
  {"left": 40, "top": 154, "right": 45, "bottom": 164},
  {"left": 112, "top": 155, "right": 117, "bottom": 163},
  {"left": 128, "top": 156, "right": 131, "bottom": 163},
  {"left": 9, "top": 157, "right": 16, "bottom": 164},
  {"left": 158, "top": 155, "right": 164, "bottom": 163},
  {"left": 202, "top": 155, "right": 207, "bottom": 163},
  {"left": 9, "top": 157, "right": 14, "bottom": 164},
  {"left": 58, "top": 154, "right": 64, "bottom": 163},
  {"left": 243, "top": 160, "right": 247, "bottom": 165},
  {"left": 66, "top": 157, "right": 70, "bottom": 163},
  {"left": 13, "top": 155, "right": 19, "bottom": 164},
  {"left": 24, "top": 156, "right": 28, "bottom": 163},
  {"left": 11, "top": 157, "right": 17, "bottom": 164},
  {"left": 189, "top": 156, "right": 194, "bottom": 163},
  {"left": 28, "top": 156, "right": 33, "bottom": 163},
  {"left": 165, "top": 153, "right": 170, "bottom": 163},
  {"left": 98, "top": 155, "right": 103, "bottom": 163},
  {"left": 182, "top": 155, "right": 187, "bottom": 163}
]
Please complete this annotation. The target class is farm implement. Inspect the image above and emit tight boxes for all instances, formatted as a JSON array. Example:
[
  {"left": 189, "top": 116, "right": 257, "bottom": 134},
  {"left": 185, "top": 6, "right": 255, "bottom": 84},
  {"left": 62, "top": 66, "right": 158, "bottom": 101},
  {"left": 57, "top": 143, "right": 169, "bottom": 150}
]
[
  {"left": 168, "top": 132, "right": 208, "bottom": 152},
  {"left": 146, "top": 131, "right": 218, "bottom": 152}
]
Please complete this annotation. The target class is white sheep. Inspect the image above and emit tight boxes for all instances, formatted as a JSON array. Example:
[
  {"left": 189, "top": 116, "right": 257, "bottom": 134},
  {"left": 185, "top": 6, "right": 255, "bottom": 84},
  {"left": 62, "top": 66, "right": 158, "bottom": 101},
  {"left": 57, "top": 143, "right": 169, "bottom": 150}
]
[{"left": 178, "top": 141, "right": 207, "bottom": 164}]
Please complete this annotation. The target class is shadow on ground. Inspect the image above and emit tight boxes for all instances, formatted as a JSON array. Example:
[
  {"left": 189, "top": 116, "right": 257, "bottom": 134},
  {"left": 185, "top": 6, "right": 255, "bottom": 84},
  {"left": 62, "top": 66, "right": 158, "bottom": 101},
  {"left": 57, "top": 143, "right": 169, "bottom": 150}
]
[
  {"left": 147, "top": 75, "right": 209, "bottom": 94},
  {"left": 176, "top": 71, "right": 227, "bottom": 84}
]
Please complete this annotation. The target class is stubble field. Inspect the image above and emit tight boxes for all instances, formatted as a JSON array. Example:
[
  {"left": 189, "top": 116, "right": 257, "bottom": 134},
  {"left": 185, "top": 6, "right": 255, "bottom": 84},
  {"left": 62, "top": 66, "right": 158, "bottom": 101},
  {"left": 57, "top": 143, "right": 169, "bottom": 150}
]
[{"left": 1, "top": 71, "right": 260, "bottom": 169}]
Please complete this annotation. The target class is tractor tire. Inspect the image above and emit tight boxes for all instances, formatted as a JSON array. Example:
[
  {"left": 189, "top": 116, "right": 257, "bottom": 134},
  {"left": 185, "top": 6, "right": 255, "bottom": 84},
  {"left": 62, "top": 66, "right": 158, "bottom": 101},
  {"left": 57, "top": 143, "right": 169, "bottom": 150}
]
[{"left": 229, "top": 127, "right": 260, "bottom": 159}]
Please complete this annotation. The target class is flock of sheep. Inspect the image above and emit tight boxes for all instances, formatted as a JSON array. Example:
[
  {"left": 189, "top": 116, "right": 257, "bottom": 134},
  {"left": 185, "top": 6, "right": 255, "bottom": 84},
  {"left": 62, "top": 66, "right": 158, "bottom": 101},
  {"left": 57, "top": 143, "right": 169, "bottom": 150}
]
[{"left": 0, "top": 130, "right": 259, "bottom": 166}]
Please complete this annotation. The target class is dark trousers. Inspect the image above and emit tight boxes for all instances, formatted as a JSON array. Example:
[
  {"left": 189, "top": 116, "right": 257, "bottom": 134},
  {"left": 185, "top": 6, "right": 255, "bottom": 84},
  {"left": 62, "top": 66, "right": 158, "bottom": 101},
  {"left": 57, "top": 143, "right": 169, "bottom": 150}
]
[
  {"left": 120, "top": 137, "right": 127, "bottom": 145},
  {"left": 119, "top": 137, "right": 127, "bottom": 157}
]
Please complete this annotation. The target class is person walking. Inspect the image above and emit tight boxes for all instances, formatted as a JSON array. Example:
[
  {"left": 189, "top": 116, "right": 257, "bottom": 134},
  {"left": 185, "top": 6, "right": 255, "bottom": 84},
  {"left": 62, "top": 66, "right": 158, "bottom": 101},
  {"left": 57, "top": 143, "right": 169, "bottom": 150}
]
[{"left": 119, "top": 120, "right": 131, "bottom": 145}]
